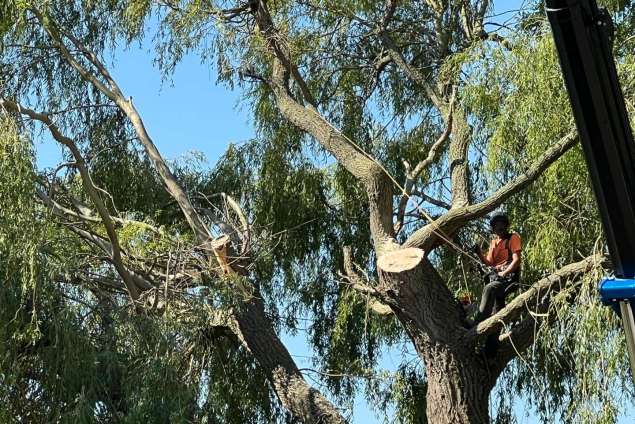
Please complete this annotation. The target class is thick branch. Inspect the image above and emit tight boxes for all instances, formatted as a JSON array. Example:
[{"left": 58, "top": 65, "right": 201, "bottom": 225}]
[
  {"left": 490, "top": 255, "right": 609, "bottom": 373},
  {"left": 253, "top": 1, "right": 397, "bottom": 253},
  {"left": 229, "top": 295, "right": 347, "bottom": 423},
  {"left": 448, "top": 106, "right": 472, "bottom": 207},
  {"left": 35, "top": 11, "right": 211, "bottom": 245},
  {"left": 404, "top": 130, "right": 579, "bottom": 250},
  {"left": 466, "top": 254, "right": 606, "bottom": 342}
]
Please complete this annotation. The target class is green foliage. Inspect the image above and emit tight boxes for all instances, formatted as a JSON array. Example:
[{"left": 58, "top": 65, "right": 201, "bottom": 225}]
[
  {"left": 458, "top": 16, "right": 635, "bottom": 422},
  {"left": 3, "top": 1, "right": 635, "bottom": 423}
]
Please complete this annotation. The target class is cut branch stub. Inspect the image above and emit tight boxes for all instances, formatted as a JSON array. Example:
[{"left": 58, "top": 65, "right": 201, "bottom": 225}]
[
  {"left": 211, "top": 234, "right": 236, "bottom": 276},
  {"left": 377, "top": 248, "right": 465, "bottom": 344},
  {"left": 377, "top": 248, "right": 426, "bottom": 274}
]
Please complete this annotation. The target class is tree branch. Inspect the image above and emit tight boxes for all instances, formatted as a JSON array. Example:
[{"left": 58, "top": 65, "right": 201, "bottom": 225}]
[
  {"left": 413, "top": 191, "right": 452, "bottom": 210},
  {"left": 404, "top": 130, "right": 579, "bottom": 250},
  {"left": 252, "top": 0, "right": 398, "bottom": 254},
  {"left": 342, "top": 247, "right": 393, "bottom": 316},
  {"left": 464, "top": 254, "right": 607, "bottom": 343},
  {"left": 395, "top": 102, "right": 454, "bottom": 233},
  {"left": 490, "top": 255, "right": 610, "bottom": 373},
  {"left": 228, "top": 294, "right": 347, "bottom": 423},
  {"left": 1, "top": 98, "right": 142, "bottom": 301},
  {"left": 377, "top": 30, "right": 443, "bottom": 109},
  {"left": 33, "top": 10, "right": 211, "bottom": 245}
]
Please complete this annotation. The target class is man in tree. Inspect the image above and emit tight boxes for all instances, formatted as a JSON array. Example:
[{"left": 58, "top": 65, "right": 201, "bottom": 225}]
[{"left": 474, "top": 213, "right": 522, "bottom": 323}]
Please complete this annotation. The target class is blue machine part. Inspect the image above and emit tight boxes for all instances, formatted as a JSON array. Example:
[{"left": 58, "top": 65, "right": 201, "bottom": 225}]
[{"left": 599, "top": 277, "right": 635, "bottom": 314}]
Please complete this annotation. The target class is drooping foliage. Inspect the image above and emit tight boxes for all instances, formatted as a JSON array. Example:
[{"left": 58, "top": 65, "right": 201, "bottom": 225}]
[{"left": 1, "top": 0, "right": 635, "bottom": 422}]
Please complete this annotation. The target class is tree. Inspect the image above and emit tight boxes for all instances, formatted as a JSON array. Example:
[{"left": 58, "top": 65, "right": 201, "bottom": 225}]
[{"left": 1, "top": 0, "right": 634, "bottom": 423}]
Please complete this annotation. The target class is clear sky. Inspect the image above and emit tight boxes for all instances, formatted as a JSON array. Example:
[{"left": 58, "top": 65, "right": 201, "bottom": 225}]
[{"left": 32, "top": 1, "right": 634, "bottom": 422}]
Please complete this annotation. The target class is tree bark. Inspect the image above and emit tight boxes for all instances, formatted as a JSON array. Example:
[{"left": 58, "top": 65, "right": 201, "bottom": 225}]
[
  {"left": 377, "top": 248, "right": 496, "bottom": 424},
  {"left": 424, "top": 346, "right": 492, "bottom": 424},
  {"left": 229, "top": 295, "right": 346, "bottom": 424}
]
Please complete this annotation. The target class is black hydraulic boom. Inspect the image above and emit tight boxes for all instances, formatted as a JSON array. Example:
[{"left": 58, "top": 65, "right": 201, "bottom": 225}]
[{"left": 546, "top": 0, "right": 635, "bottom": 377}]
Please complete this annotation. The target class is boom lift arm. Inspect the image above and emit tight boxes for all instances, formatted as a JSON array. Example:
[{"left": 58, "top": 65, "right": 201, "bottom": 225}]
[{"left": 546, "top": 0, "right": 635, "bottom": 377}]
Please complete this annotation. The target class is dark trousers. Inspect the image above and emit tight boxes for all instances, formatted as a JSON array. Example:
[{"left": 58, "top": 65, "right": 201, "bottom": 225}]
[
  {"left": 478, "top": 279, "right": 507, "bottom": 318},
  {"left": 477, "top": 273, "right": 518, "bottom": 322}
]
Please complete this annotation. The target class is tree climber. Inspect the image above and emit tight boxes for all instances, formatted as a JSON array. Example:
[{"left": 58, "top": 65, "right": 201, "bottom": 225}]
[{"left": 473, "top": 213, "right": 522, "bottom": 324}]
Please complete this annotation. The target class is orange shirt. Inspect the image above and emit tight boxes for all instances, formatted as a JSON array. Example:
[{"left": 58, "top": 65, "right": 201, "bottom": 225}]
[{"left": 486, "top": 233, "right": 521, "bottom": 268}]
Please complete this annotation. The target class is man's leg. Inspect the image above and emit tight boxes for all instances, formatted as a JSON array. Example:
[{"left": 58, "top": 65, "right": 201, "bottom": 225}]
[
  {"left": 493, "top": 291, "right": 507, "bottom": 314},
  {"left": 476, "top": 279, "right": 506, "bottom": 322}
]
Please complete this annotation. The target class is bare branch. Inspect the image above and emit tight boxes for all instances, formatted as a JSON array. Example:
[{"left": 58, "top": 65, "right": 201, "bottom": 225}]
[
  {"left": 395, "top": 101, "right": 454, "bottom": 233},
  {"left": 33, "top": 10, "right": 211, "bottom": 245},
  {"left": 377, "top": 30, "right": 443, "bottom": 109},
  {"left": 413, "top": 191, "right": 452, "bottom": 210},
  {"left": 342, "top": 247, "right": 393, "bottom": 316}
]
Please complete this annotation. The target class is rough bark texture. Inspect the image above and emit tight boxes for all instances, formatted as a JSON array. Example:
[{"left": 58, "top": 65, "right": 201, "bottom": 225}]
[
  {"left": 448, "top": 107, "right": 472, "bottom": 207},
  {"left": 231, "top": 295, "right": 346, "bottom": 424},
  {"left": 377, "top": 248, "right": 496, "bottom": 424},
  {"left": 424, "top": 346, "right": 492, "bottom": 424}
]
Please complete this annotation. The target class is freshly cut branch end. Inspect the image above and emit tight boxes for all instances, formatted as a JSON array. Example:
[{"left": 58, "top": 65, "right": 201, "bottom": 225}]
[
  {"left": 211, "top": 234, "right": 235, "bottom": 275},
  {"left": 377, "top": 248, "right": 425, "bottom": 273}
]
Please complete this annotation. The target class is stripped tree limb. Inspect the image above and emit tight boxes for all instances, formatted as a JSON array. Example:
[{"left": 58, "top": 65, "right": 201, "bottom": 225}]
[
  {"left": 33, "top": 9, "right": 211, "bottom": 245},
  {"left": 200, "top": 192, "right": 251, "bottom": 256},
  {"left": 404, "top": 129, "right": 579, "bottom": 250}
]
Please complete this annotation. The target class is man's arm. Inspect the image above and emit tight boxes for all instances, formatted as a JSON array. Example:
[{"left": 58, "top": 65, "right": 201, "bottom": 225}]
[
  {"left": 473, "top": 245, "right": 493, "bottom": 266},
  {"left": 479, "top": 251, "right": 493, "bottom": 266},
  {"left": 499, "top": 251, "right": 521, "bottom": 277}
]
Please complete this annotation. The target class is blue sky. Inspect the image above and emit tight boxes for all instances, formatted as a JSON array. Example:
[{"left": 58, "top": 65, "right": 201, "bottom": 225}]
[{"left": 32, "top": 0, "right": 635, "bottom": 422}]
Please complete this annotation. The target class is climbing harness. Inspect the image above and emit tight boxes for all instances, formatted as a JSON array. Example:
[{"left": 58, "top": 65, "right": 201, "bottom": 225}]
[{"left": 547, "top": 0, "right": 635, "bottom": 377}]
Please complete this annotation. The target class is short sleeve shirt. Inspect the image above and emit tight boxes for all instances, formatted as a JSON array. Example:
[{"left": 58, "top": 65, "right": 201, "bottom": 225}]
[{"left": 486, "top": 233, "right": 521, "bottom": 268}]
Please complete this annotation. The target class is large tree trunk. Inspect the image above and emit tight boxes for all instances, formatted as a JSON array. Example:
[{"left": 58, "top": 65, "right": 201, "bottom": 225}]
[
  {"left": 423, "top": 345, "right": 492, "bottom": 424},
  {"left": 377, "top": 248, "right": 497, "bottom": 424}
]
